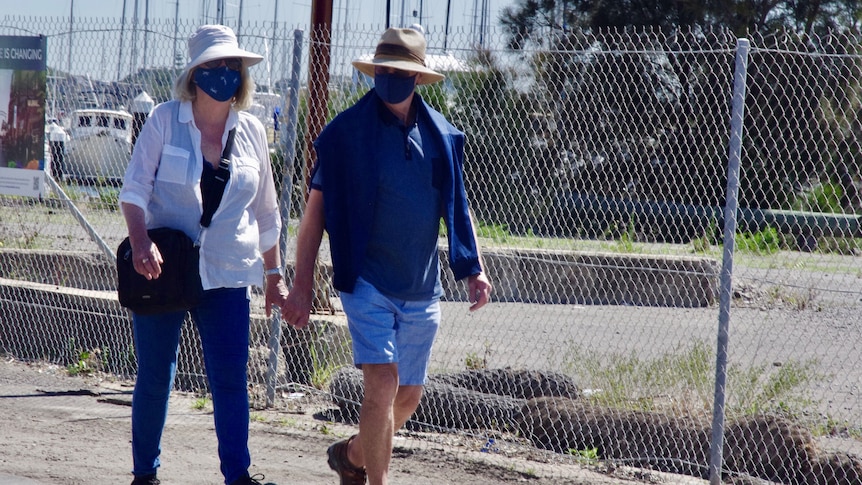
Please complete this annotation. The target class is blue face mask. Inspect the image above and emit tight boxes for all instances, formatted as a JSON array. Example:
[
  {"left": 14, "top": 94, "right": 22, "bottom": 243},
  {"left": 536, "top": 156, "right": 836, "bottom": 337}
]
[
  {"left": 193, "top": 66, "right": 241, "bottom": 102},
  {"left": 374, "top": 72, "right": 417, "bottom": 104}
]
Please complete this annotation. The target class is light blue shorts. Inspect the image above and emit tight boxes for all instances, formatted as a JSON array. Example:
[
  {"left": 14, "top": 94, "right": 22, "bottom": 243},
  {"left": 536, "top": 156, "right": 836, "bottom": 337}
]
[{"left": 340, "top": 277, "right": 441, "bottom": 386}]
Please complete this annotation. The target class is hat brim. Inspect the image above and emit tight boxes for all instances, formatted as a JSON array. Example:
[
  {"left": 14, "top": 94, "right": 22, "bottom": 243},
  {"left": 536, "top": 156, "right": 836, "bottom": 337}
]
[
  {"left": 185, "top": 46, "right": 263, "bottom": 73},
  {"left": 352, "top": 58, "right": 445, "bottom": 85}
]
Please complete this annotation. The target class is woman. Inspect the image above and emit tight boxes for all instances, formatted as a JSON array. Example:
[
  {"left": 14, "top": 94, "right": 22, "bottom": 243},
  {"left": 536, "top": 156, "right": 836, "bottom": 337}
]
[{"left": 118, "top": 25, "right": 285, "bottom": 485}]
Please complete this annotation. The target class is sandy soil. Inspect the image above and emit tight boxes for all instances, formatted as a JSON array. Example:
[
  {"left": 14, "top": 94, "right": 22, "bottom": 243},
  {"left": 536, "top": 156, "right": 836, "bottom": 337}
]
[{"left": 0, "top": 357, "right": 711, "bottom": 485}]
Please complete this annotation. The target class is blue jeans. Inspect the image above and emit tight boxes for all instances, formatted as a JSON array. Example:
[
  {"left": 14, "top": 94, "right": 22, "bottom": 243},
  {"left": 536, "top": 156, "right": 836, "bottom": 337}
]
[{"left": 131, "top": 287, "right": 251, "bottom": 484}]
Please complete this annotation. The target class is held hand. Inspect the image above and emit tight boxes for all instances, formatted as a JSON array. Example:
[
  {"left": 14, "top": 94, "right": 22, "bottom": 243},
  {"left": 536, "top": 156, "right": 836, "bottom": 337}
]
[
  {"left": 281, "top": 285, "right": 314, "bottom": 329},
  {"left": 134, "top": 239, "right": 163, "bottom": 280},
  {"left": 468, "top": 272, "right": 492, "bottom": 312},
  {"left": 264, "top": 274, "right": 289, "bottom": 318}
]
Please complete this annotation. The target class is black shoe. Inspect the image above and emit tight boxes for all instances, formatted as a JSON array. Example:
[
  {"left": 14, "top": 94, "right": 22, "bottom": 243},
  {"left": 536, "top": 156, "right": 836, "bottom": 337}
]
[
  {"left": 130, "top": 474, "right": 159, "bottom": 485},
  {"left": 229, "top": 473, "right": 276, "bottom": 485}
]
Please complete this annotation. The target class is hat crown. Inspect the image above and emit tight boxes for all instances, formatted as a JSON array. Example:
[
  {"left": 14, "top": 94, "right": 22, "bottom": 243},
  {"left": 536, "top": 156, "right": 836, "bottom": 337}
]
[
  {"left": 188, "top": 25, "right": 238, "bottom": 62},
  {"left": 351, "top": 26, "right": 445, "bottom": 84},
  {"left": 374, "top": 28, "right": 427, "bottom": 66}
]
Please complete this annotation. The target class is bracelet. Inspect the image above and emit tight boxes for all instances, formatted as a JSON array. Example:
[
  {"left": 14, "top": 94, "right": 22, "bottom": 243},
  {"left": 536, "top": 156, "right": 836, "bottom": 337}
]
[{"left": 264, "top": 266, "right": 283, "bottom": 277}]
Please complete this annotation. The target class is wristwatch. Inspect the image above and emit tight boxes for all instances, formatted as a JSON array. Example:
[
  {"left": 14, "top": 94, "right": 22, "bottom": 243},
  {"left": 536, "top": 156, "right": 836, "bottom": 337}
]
[{"left": 264, "top": 266, "right": 283, "bottom": 277}]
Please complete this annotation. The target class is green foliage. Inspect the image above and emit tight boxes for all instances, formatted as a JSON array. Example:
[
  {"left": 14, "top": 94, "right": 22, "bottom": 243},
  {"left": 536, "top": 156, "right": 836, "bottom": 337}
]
[
  {"left": 735, "top": 226, "right": 782, "bottom": 255},
  {"left": 476, "top": 222, "right": 511, "bottom": 244},
  {"left": 191, "top": 396, "right": 211, "bottom": 411},
  {"left": 691, "top": 217, "right": 719, "bottom": 253},
  {"left": 791, "top": 182, "right": 844, "bottom": 214},
  {"left": 816, "top": 236, "right": 862, "bottom": 255},
  {"left": 567, "top": 447, "right": 600, "bottom": 465},
  {"left": 94, "top": 188, "right": 120, "bottom": 211},
  {"left": 446, "top": 51, "right": 538, "bottom": 234},
  {"left": 465, "top": 342, "right": 493, "bottom": 370},
  {"left": 308, "top": 327, "right": 348, "bottom": 390},
  {"left": 565, "top": 340, "right": 823, "bottom": 418},
  {"left": 605, "top": 215, "right": 637, "bottom": 253},
  {"left": 66, "top": 346, "right": 103, "bottom": 376}
]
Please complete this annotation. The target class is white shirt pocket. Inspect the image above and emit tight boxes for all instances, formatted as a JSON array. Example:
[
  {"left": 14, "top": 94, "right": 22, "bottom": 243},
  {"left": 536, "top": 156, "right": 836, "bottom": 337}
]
[{"left": 156, "top": 145, "right": 192, "bottom": 184}]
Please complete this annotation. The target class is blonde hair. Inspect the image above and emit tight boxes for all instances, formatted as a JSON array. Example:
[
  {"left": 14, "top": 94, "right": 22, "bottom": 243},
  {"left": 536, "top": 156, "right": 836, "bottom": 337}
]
[{"left": 173, "top": 65, "right": 257, "bottom": 110}]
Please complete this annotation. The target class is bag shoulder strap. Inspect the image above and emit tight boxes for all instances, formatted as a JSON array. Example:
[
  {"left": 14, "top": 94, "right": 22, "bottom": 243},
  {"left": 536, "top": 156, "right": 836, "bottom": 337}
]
[{"left": 199, "top": 127, "right": 236, "bottom": 228}]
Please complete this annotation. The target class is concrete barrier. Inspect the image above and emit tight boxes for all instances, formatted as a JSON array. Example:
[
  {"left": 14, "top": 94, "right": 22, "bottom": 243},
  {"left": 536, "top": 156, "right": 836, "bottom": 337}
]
[{"left": 0, "top": 248, "right": 719, "bottom": 389}]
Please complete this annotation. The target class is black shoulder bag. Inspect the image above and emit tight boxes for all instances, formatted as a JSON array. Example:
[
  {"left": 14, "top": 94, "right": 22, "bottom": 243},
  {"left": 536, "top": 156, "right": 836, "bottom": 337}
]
[{"left": 117, "top": 129, "right": 236, "bottom": 315}]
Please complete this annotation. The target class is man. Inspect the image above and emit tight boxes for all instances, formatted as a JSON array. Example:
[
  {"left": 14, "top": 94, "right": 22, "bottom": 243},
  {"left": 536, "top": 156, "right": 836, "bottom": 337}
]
[{"left": 281, "top": 27, "right": 492, "bottom": 485}]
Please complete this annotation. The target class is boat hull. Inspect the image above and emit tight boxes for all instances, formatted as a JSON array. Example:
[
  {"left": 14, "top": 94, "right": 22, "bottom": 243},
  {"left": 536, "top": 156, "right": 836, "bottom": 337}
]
[
  {"left": 65, "top": 131, "right": 132, "bottom": 183},
  {"left": 63, "top": 109, "right": 134, "bottom": 184}
]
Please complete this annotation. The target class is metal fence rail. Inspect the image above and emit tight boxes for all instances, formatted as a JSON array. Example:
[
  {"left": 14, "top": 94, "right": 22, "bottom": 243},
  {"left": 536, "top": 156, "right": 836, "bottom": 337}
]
[{"left": 2, "top": 16, "right": 862, "bottom": 484}]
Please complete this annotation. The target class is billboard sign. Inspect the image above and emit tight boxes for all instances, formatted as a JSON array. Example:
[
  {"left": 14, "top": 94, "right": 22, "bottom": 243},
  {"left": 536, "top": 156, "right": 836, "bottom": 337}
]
[{"left": 0, "top": 35, "right": 47, "bottom": 197}]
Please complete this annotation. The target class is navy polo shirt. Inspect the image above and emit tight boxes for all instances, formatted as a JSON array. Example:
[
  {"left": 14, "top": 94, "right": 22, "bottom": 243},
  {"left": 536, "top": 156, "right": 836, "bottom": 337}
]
[{"left": 312, "top": 96, "right": 444, "bottom": 300}]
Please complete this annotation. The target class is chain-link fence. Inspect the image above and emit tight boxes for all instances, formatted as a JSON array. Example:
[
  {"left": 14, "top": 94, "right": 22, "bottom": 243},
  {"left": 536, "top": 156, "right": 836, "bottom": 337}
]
[{"left": 2, "top": 14, "right": 862, "bottom": 483}]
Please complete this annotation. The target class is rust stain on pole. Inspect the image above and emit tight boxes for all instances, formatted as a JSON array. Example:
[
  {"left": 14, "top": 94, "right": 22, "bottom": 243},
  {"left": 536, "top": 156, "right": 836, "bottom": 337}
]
[{"left": 305, "top": 0, "right": 333, "bottom": 196}]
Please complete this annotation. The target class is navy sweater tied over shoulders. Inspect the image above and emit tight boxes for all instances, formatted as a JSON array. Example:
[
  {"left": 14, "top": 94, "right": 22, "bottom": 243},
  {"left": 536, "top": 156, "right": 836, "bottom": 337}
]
[{"left": 312, "top": 90, "right": 482, "bottom": 294}]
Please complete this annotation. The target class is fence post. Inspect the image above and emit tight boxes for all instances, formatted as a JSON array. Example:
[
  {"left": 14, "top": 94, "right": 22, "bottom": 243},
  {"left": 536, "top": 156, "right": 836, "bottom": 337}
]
[
  {"left": 709, "top": 37, "right": 750, "bottom": 484},
  {"left": 267, "top": 28, "right": 305, "bottom": 408}
]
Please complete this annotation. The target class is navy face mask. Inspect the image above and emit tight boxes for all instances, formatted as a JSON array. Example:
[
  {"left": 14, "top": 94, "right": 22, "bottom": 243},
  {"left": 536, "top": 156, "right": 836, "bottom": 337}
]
[
  {"left": 194, "top": 65, "right": 241, "bottom": 102},
  {"left": 374, "top": 72, "right": 417, "bottom": 104}
]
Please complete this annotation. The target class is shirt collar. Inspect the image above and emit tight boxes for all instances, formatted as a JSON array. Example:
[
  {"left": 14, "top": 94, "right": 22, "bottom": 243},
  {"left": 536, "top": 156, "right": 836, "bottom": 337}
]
[
  {"left": 179, "top": 99, "right": 239, "bottom": 130},
  {"left": 375, "top": 91, "right": 421, "bottom": 127}
]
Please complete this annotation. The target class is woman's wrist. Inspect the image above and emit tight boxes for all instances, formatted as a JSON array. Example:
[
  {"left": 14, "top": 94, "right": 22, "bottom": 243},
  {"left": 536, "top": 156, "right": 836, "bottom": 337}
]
[{"left": 264, "top": 266, "right": 283, "bottom": 278}]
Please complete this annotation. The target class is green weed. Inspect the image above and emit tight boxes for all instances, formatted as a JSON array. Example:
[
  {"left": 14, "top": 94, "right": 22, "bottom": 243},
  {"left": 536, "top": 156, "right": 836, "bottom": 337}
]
[
  {"left": 564, "top": 340, "right": 823, "bottom": 419},
  {"left": 191, "top": 396, "right": 210, "bottom": 411},
  {"left": 735, "top": 226, "right": 783, "bottom": 255},
  {"left": 308, "top": 326, "right": 348, "bottom": 390},
  {"left": 465, "top": 342, "right": 492, "bottom": 370},
  {"left": 567, "top": 446, "right": 600, "bottom": 465}
]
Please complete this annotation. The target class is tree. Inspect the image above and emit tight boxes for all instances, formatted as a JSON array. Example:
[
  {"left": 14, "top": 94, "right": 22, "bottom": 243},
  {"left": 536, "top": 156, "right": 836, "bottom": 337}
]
[{"left": 499, "top": 0, "right": 862, "bottom": 233}]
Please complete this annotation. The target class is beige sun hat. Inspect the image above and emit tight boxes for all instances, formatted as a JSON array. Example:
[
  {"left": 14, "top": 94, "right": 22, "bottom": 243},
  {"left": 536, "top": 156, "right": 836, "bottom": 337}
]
[
  {"left": 184, "top": 24, "right": 263, "bottom": 73},
  {"left": 351, "top": 27, "right": 445, "bottom": 85}
]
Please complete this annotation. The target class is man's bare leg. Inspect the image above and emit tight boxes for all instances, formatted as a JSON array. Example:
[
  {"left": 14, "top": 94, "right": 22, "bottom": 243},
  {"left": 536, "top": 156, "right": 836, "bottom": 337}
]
[{"left": 348, "top": 365, "right": 424, "bottom": 485}]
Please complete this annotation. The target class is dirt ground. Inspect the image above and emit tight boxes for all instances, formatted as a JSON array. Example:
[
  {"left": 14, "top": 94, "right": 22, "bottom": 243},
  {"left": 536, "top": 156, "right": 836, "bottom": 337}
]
[{"left": 0, "top": 357, "right": 712, "bottom": 485}]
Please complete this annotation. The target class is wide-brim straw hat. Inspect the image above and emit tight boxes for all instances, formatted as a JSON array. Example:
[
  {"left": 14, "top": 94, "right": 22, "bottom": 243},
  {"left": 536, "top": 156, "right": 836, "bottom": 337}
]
[
  {"left": 352, "top": 28, "right": 445, "bottom": 85},
  {"left": 184, "top": 24, "right": 263, "bottom": 74}
]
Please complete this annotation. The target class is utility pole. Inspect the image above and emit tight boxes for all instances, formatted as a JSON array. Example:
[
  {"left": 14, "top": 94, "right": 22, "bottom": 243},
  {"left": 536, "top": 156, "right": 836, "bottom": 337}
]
[
  {"left": 237, "top": 0, "right": 244, "bottom": 42},
  {"left": 117, "top": 0, "right": 127, "bottom": 81},
  {"left": 173, "top": 0, "right": 181, "bottom": 68},
  {"left": 444, "top": 0, "right": 451, "bottom": 51},
  {"left": 67, "top": 0, "right": 74, "bottom": 75},
  {"left": 305, "top": 0, "right": 333, "bottom": 190}
]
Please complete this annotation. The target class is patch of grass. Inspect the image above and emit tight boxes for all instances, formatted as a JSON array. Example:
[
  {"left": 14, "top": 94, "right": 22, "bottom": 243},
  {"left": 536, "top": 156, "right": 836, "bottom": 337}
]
[
  {"left": 567, "top": 446, "right": 600, "bottom": 465},
  {"left": 815, "top": 236, "right": 862, "bottom": 255},
  {"left": 276, "top": 417, "right": 298, "bottom": 427},
  {"left": 465, "top": 342, "right": 492, "bottom": 370},
  {"left": 564, "top": 340, "right": 824, "bottom": 419},
  {"left": 476, "top": 222, "right": 511, "bottom": 244},
  {"left": 191, "top": 396, "right": 210, "bottom": 411},
  {"left": 691, "top": 217, "right": 720, "bottom": 254},
  {"left": 93, "top": 188, "right": 119, "bottom": 211},
  {"left": 65, "top": 339, "right": 104, "bottom": 376},
  {"left": 765, "top": 286, "right": 819, "bottom": 311},
  {"left": 308, "top": 327, "right": 348, "bottom": 390},
  {"left": 66, "top": 348, "right": 101, "bottom": 376},
  {"left": 735, "top": 226, "right": 783, "bottom": 255},
  {"left": 613, "top": 216, "right": 637, "bottom": 253}
]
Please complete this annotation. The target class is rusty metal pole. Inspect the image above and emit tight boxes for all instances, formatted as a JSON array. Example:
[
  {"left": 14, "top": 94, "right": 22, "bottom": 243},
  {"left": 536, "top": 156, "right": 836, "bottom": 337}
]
[
  {"left": 305, "top": 0, "right": 335, "bottom": 315},
  {"left": 304, "top": 0, "right": 333, "bottom": 193}
]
